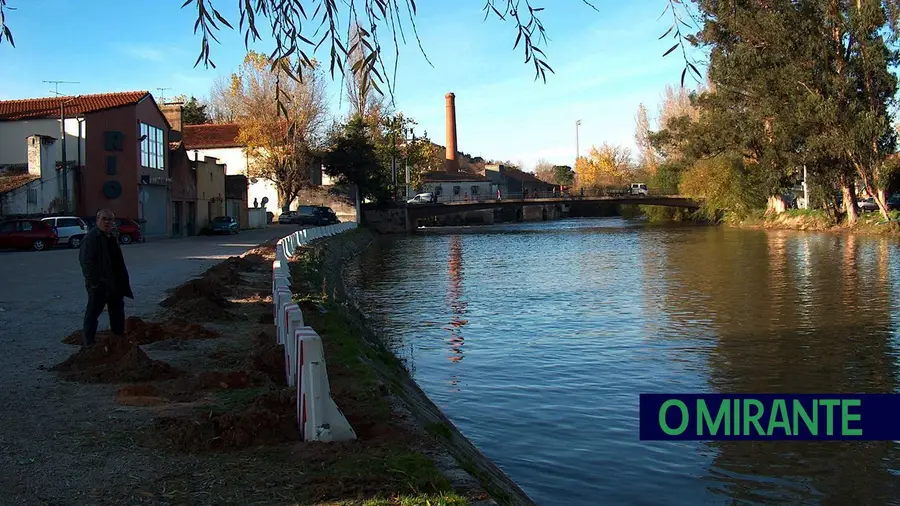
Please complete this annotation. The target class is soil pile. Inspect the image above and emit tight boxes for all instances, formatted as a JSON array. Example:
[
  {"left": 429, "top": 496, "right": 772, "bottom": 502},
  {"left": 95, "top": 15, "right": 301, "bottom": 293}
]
[
  {"left": 62, "top": 317, "right": 220, "bottom": 345},
  {"left": 243, "top": 343, "right": 287, "bottom": 385},
  {"left": 159, "top": 275, "right": 237, "bottom": 320},
  {"left": 153, "top": 388, "right": 298, "bottom": 451},
  {"left": 115, "top": 384, "right": 168, "bottom": 407},
  {"left": 51, "top": 336, "right": 182, "bottom": 383}
]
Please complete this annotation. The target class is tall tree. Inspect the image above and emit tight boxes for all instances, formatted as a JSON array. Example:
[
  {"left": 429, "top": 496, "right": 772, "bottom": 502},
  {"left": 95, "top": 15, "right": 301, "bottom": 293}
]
[
  {"left": 323, "top": 115, "right": 385, "bottom": 202},
  {"left": 634, "top": 103, "right": 659, "bottom": 174},
  {"left": 576, "top": 143, "right": 634, "bottom": 189},
  {"left": 181, "top": 96, "right": 211, "bottom": 125},
  {"left": 552, "top": 165, "right": 576, "bottom": 186},
  {"left": 534, "top": 158, "right": 555, "bottom": 183},
  {"left": 213, "top": 51, "right": 329, "bottom": 209}
]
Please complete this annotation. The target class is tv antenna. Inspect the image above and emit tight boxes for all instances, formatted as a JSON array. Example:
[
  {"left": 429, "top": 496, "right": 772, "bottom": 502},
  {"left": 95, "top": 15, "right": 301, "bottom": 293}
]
[
  {"left": 43, "top": 80, "right": 79, "bottom": 96},
  {"left": 156, "top": 87, "right": 172, "bottom": 103}
]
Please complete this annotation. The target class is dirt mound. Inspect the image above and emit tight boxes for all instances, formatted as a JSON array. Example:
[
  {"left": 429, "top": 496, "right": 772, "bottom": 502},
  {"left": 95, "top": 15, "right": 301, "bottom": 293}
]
[
  {"left": 51, "top": 336, "right": 182, "bottom": 383},
  {"left": 243, "top": 343, "right": 286, "bottom": 385},
  {"left": 152, "top": 388, "right": 298, "bottom": 451},
  {"left": 115, "top": 384, "right": 168, "bottom": 407},
  {"left": 172, "top": 297, "right": 236, "bottom": 321},
  {"left": 62, "top": 317, "right": 220, "bottom": 345},
  {"left": 159, "top": 277, "right": 232, "bottom": 308},
  {"left": 205, "top": 262, "right": 245, "bottom": 285},
  {"left": 195, "top": 370, "right": 259, "bottom": 390},
  {"left": 244, "top": 244, "right": 276, "bottom": 260}
]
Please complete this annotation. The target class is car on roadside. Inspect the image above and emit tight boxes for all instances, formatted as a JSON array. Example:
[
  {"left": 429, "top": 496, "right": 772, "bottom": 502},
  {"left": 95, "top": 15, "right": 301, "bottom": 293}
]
[
  {"left": 0, "top": 219, "right": 59, "bottom": 251},
  {"left": 278, "top": 211, "right": 299, "bottom": 225},
  {"left": 41, "top": 216, "right": 88, "bottom": 248},
  {"left": 115, "top": 218, "right": 143, "bottom": 244},
  {"left": 407, "top": 192, "right": 434, "bottom": 204},
  {"left": 886, "top": 194, "right": 900, "bottom": 211},
  {"left": 210, "top": 216, "right": 240, "bottom": 235},
  {"left": 630, "top": 183, "right": 649, "bottom": 196},
  {"left": 857, "top": 197, "right": 879, "bottom": 212},
  {"left": 308, "top": 206, "right": 340, "bottom": 226}
]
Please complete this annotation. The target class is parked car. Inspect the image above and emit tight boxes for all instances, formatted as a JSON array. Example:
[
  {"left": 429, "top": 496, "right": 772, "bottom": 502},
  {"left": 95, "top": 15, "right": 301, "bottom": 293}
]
[
  {"left": 278, "top": 211, "right": 299, "bottom": 225},
  {"left": 41, "top": 216, "right": 88, "bottom": 248},
  {"left": 857, "top": 197, "right": 879, "bottom": 212},
  {"left": 407, "top": 192, "right": 435, "bottom": 204},
  {"left": 266, "top": 211, "right": 274, "bottom": 224},
  {"left": 115, "top": 218, "right": 143, "bottom": 244},
  {"left": 0, "top": 219, "right": 59, "bottom": 251},
  {"left": 630, "top": 183, "right": 649, "bottom": 196},
  {"left": 309, "top": 206, "right": 340, "bottom": 226},
  {"left": 886, "top": 194, "right": 900, "bottom": 211},
  {"left": 210, "top": 216, "right": 240, "bottom": 235},
  {"left": 79, "top": 215, "right": 97, "bottom": 230}
]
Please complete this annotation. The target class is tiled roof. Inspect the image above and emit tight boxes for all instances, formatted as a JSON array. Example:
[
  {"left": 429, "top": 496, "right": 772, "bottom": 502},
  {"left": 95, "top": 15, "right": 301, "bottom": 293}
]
[
  {"left": 0, "top": 91, "right": 149, "bottom": 121},
  {"left": 496, "top": 168, "right": 551, "bottom": 185},
  {"left": 182, "top": 123, "right": 244, "bottom": 150},
  {"left": 0, "top": 173, "right": 39, "bottom": 193},
  {"left": 422, "top": 171, "right": 491, "bottom": 183}
]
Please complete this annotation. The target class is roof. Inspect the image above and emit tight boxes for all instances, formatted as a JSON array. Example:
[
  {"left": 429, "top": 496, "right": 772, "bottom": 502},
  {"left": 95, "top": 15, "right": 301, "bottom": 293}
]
[
  {"left": 0, "top": 91, "right": 149, "bottom": 121},
  {"left": 493, "top": 167, "right": 552, "bottom": 185},
  {"left": 182, "top": 123, "right": 244, "bottom": 150},
  {"left": 0, "top": 173, "right": 40, "bottom": 193},
  {"left": 422, "top": 171, "right": 491, "bottom": 183}
]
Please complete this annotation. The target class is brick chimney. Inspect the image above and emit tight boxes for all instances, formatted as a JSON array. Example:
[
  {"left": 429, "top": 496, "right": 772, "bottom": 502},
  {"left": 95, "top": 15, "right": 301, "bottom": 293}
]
[
  {"left": 27, "top": 134, "right": 57, "bottom": 179},
  {"left": 160, "top": 102, "right": 185, "bottom": 132},
  {"left": 445, "top": 92, "right": 459, "bottom": 173}
]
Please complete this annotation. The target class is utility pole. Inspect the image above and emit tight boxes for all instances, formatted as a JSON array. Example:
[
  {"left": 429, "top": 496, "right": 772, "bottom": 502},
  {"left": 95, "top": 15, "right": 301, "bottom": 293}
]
[
  {"left": 575, "top": 119, "right": 582, "bottom": 170},
  {"left": 45, "top": 81, "right": 79, "bottom": 212},
  {"left": 405, "top": 127, "right": 414, "bottom": 200}
]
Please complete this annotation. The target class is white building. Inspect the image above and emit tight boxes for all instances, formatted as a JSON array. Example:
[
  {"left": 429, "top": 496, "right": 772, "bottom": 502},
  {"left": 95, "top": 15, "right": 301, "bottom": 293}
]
[
  {"left": 181, "top": 123, "right": 332, "bottom": 218},
  {"left": 421, "top": 171, "right": 495, "bottom": 202},
  {"left": 0, "top": 134, "right": 76, "bottom": 216}
]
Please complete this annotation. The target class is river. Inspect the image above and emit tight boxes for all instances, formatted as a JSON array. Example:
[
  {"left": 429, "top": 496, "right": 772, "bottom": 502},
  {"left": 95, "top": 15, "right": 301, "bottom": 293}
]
[{"left": 343, "top": 217, "right": 900, "bottom": 506}]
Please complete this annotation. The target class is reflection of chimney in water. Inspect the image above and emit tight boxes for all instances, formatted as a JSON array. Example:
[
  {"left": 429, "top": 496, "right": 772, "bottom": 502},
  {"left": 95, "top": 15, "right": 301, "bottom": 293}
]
[{"left": 445, "top": 92, "right": 459, "bottom": 173}]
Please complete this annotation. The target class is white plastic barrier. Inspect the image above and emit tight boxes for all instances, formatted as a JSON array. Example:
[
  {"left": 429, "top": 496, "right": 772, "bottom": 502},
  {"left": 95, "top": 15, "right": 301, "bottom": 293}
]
[{"left": 270, "top": 222, "right": 358, "bottom": 442}]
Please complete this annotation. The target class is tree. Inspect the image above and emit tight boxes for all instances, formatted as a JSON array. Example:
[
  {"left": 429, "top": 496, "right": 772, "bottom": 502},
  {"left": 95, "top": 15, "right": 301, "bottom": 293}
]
[
  {"left": 181, "top": 96, "right": 210, "bottom": 125},
  {"left": 575, "top": 143, "right": 634, "bottom": 189},
  {"left": 213, "top": 51, "right": 329, "bottom": 209},
  {"left": 634, "top": 103, "right": 658, "bottom": 174},
  {"left": 552, "top": 165, "right": 575, "bottom": 186},
  {"left": 533, "top": 158, "right": 555, "bottom": 183},
  {"left": 323, "top": 116, "right": 385, "bottom": 202}
]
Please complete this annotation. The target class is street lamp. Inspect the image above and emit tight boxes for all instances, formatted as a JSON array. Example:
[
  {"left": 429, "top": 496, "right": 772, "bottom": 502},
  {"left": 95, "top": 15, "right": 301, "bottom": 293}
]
[{"left": 575, "top": 119, "right": 582, "bottom": 170}]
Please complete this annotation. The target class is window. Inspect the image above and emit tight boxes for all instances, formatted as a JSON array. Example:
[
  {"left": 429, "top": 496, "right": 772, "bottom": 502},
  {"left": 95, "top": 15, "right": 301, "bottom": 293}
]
[
  {"left": 0, "top": 221, "right": 16, "bottom": 232},
  {"left": 434, "top": 186, "right": 442, "bottom": 196},
  {"left": 140, "top": 122, "right": 165, "bottom": 169},
  {"left": 19, "top": 221, "right": 33, "bottom": 232},
  {"left": 453, "top": 186, "right": 461, "bottom": 195},
  {"left": 26, "top": 188, "right": 37, "bottom": 205},
  {"left": 471, "top": 186, "right": 479, "bottom": 195},
  {"left": 58, "top": 218, "right": 80, "bottom": 228}
]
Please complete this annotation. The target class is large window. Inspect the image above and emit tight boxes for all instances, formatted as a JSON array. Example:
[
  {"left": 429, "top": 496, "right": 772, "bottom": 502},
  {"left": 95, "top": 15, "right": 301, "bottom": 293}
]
[{"left": 140, "top": 122, "right": 165, "bottom": 169}]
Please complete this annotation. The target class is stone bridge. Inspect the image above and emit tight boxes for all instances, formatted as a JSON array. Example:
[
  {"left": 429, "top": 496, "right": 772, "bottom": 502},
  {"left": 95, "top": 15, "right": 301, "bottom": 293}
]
[{"left": 363, "top": 196, "right": 703, "bottom": 233}]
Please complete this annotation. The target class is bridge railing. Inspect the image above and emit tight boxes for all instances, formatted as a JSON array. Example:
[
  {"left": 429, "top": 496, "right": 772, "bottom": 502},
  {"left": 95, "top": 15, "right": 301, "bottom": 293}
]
[{"left": 397, "top": 188, "right": 682, "bottom": 205}]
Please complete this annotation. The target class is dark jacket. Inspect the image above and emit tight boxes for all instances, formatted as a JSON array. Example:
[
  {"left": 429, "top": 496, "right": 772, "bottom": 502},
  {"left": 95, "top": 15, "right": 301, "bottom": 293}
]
[{"left": 79, "top": 227, "right": 134, "bottom": 298}]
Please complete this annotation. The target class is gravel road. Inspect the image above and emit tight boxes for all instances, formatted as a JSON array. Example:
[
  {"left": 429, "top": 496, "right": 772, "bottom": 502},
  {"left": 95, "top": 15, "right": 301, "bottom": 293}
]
[{"left": 0, "top": 226, "right": 296, "bottom": 505}]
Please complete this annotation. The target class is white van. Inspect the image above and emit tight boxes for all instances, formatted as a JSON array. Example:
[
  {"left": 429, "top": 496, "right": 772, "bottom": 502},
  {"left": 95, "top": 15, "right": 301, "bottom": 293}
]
[
  {"left": 41, "top": 216, "right": 87, "bottom": 248},
  {"left": 407, "top": 192, "right": 435, "bottom": 204},
  {"left": 630, "top": 183, "right": 649, "bottom": 196}
]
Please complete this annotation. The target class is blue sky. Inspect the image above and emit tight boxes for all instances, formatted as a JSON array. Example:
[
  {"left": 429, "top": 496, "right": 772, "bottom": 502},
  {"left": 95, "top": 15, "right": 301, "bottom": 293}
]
[{"left": 0, "top": 0, "right": 698, "bottom": 170}]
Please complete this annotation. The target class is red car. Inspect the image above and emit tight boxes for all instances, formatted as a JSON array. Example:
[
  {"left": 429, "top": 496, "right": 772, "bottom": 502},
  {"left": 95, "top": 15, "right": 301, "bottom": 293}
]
[
  {"left": 0, "top": 219, "right": 59, "bottom": 251},
  {"left": 115, "top": 218, "right": 143, "bottom": 244}
]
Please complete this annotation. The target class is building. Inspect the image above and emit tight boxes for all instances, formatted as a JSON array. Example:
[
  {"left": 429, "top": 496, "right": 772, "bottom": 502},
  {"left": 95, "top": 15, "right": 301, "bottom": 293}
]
[
  {"left": 167, "top": 140, "right": 198, "bottom": 236},
  {"left": 483, "top": 164, "right": 555, "bottom": 197},
  {"left": 225, "top": 174, "right": 249, "bottom": 227},
  {"left": 181, "top": 121, "right": 332, "bottom": 218},
  {"left": 194, "top": 154, "right": 227, "bottom": 231},
  {"left": 0, "top": 135, "right": 77, "bottom": 216},
  {"left": 0, "top": 91, "right": 176, "bottom": 237},
  {"left": 421, "top": 171, "right": 494, "bottom": 202}
]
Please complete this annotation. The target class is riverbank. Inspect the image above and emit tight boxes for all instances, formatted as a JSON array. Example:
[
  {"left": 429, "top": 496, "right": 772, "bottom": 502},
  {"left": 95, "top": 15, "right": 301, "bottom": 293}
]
[
  {"left": 727, "top": 208, "right": 900, "bottom": 235},
  {"left": 289, "top": 227, "right": 538, "bottom": 506}
]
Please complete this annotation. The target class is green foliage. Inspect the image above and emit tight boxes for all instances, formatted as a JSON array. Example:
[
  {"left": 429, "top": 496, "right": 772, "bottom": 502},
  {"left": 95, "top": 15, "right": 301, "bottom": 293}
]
[
  {"left": 552, "top": 165, "right": 575, "bottom": 186},
  {"left": 182, "top": 96, "right": 210, "bottom": 125},
  {"left": 323, "top": 116, "right": 388, "bottom": 203}
]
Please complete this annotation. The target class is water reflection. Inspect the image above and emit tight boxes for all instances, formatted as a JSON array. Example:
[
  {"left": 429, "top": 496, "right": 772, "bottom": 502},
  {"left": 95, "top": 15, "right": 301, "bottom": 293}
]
[
  {"left": 347, "top": 219, "right": 900, "bottom": 505},
  {"left": 445, "top": 235, "right": 468, "bottom": 364}
]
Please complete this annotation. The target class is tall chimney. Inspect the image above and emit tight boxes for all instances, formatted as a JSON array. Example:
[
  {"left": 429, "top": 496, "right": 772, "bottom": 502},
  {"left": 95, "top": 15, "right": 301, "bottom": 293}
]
[
  {"left": 160, "top": 102, "right": 185, "bottom": 133},
  {"left": 445, "top": 92, "right": 459, "bottom": 173}
]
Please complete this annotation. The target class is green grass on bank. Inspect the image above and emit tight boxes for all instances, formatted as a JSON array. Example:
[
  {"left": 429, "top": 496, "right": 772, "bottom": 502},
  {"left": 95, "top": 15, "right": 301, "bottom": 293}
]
[{"left": 286, "top": 232, "right": 472, "bottom": 505}]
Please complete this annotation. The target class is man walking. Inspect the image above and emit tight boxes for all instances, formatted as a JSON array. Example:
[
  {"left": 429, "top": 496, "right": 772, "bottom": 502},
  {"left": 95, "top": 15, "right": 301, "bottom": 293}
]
[{"left": 79, "top": 209, "right": 134, "bottom": 346}]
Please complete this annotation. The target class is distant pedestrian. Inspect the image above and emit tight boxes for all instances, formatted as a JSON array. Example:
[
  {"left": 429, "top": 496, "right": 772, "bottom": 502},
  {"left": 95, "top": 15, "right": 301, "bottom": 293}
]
[
  {"left": 497, "top": 189, "right": 502, "bottom": 200},
  {"left": 79, "top": 209, "right": 134, "bottom": 347}
]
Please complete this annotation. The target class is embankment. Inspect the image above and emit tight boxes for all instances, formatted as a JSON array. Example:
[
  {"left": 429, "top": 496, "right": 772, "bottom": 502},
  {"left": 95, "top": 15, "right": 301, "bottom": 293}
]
[
  {"left": 729, "top": 209, "right": 900, "bottom": 235},
  {"left": 292, "top": 227, "right": 538, "bottom": 506}
]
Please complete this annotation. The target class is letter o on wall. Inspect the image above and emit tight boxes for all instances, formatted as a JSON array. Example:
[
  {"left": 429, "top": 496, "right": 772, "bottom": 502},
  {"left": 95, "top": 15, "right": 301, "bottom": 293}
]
[
  {"left": 103, "top": 181, "right": 123, "bottom": 200},
  {"left": 659, "top": 399, "right": 689, "bottom": 436}
]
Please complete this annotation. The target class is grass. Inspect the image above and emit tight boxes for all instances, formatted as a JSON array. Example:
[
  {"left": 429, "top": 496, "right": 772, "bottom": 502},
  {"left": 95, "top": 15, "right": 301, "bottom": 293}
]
[{"left": 285, "top": 230, "right": 473, "bottom": 505}]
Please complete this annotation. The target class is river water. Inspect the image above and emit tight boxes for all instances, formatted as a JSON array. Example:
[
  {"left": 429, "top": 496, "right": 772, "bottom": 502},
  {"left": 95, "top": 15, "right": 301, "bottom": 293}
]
[{"left": 343, "top": 217, "right": 900, "bottom": 506}]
